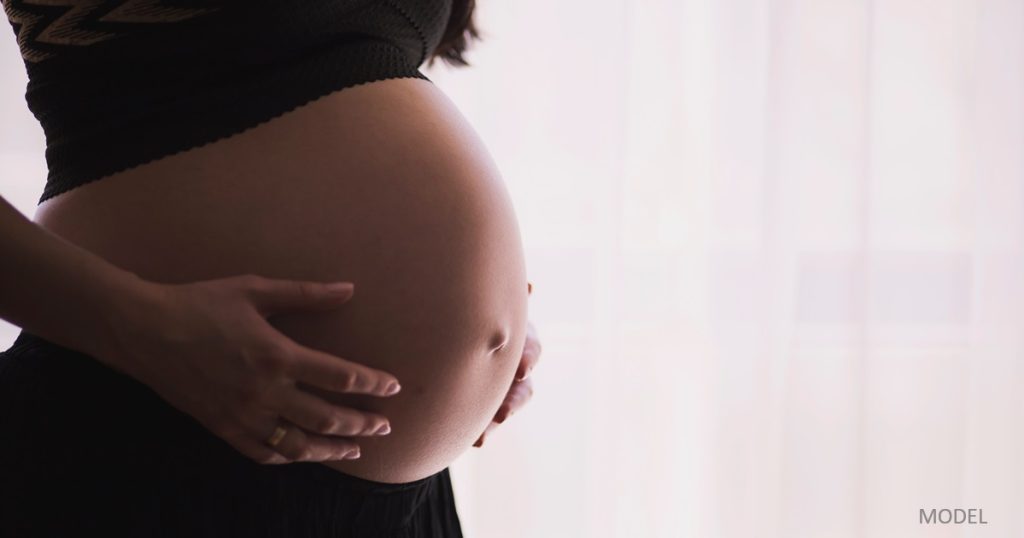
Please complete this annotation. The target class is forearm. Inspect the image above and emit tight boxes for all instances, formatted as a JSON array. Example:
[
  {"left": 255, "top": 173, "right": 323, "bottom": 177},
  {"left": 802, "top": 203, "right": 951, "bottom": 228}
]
[{"left": 0, "top": 194, "right": 152, "bottom": 367}]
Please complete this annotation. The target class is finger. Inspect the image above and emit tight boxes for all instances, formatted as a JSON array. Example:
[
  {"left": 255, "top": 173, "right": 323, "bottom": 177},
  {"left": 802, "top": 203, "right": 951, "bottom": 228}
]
[
  {"left": 495, "top": 377, "right": 534, "bottom": 424},
  {"left": 474, "top": 418, "right": 502, "bottom": 447},
  {"left": 474, "top": 378, "right": 536, "bottom": 449},
  {"left": 276, "top": 386, "right": 391, "bottom": 437},
  {"left": 482, "top": 418, "right": 501, "bottom": 438},
  {"left": 515, "top": 323, "right": 542, "bottom": 381},
  {"left": 285, "top": 343, "right": 401, "bottom": 397},
  {"left": 229, "top": 436, "right": 290, "bottom": 465},
  {"left": 264, "top": 421, "right": 362, "bottom": 462},
  {"left": 246, "top": 276, "right": 355, "bottom": 316}
]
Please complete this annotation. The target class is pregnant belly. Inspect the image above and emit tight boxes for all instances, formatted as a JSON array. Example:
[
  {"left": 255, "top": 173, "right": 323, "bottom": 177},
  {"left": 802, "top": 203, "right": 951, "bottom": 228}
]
[{"left": 32, "top": 78, "right": 529, "bottom": 484}]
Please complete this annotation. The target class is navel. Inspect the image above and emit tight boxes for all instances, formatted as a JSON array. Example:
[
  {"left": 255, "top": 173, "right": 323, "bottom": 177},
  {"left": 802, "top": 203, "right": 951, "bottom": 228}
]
[{"left": 487, "top": 329, "right": 510, "bottom": 356}]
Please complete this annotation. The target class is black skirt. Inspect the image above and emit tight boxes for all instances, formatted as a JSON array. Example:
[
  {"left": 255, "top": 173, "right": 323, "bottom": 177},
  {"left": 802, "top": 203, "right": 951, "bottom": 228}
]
[{"left": 0, "top": 330, "right": 464, "bottom": 538}]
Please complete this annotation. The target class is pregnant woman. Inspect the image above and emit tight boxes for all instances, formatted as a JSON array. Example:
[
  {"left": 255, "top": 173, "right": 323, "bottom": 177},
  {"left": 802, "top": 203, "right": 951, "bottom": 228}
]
[{"left": 0, "top": 0, "right": 541, "bottom": 536}]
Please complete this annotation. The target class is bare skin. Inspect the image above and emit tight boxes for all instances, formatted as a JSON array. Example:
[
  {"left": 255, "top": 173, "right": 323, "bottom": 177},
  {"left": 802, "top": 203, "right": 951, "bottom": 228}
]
[{"left": 32, "top": 77, "right": 530, "bottom": 484}]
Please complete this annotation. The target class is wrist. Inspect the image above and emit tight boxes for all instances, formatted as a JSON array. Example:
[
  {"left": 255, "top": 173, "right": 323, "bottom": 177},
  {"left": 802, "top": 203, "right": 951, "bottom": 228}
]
[{"left": 90, "top": 272, "right": 166, "bottom": 376}]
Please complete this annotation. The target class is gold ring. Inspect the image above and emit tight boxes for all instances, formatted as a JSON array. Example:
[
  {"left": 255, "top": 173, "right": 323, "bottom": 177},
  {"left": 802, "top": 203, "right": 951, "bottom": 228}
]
[{"left": 265, "top": 425, "right": 289, "bottom": 447}]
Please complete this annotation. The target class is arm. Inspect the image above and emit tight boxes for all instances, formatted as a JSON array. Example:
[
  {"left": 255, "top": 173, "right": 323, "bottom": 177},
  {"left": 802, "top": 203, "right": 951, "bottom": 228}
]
[{"left": 0, "top": 193, "right": 149, "bottom": 369}]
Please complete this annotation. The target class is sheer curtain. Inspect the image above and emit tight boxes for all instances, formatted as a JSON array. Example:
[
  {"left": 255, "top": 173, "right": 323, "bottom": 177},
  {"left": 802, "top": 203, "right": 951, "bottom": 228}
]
[{"left": 3, "top": 0, "right": 1023, "bottom": 536}]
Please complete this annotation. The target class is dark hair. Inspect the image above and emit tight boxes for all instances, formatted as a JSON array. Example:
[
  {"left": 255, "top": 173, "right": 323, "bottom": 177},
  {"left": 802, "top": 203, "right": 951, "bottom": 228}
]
[{"left": 427, "top": 0, "right": 482, "bottom": 68}]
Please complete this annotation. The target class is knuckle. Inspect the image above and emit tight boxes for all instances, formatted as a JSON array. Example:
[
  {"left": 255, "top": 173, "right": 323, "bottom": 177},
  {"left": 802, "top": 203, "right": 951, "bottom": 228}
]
[
  {"left": 296, "top": 446, "right": 316, "bottom": 461},
  {"left": 296, "top": 281, "right": 317, "bottom": 301},
  {"left": 342, "top": 420, "right": 365, "bottom": 436},
  {"left": 260, "top": 339, "right": 290, "bottom": 359},
  {"left": 255, "top": 452, "right": 279, "bottom": 465},
  {"left": 234, "top": 390, "right": 257, "bottom": 408},
  {"left": 238, "top": 273, "right": 264, "bottom": 290},
  {"left": 278, "top": 443, "right": 304, "bottom": 460},
  {"left": 315, "top": 414, "right": 339, "bottom": 434},
  {"left": 262, "top": 353, "right": 289, "bottom": 374},
  {"left": 235, "top": 383, "right": 266, "bottom": 407},
  {"left": 335, "top": 370, "right": 357, "bottom": 392},
  {"left": 255, "top": 343, "right": 291, "bottom": 372}
]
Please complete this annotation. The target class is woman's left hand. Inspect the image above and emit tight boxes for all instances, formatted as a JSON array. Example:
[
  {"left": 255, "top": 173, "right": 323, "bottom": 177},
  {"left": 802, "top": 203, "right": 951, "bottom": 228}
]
[{"left": 474, "top": 318, "right": 541, "bottom": 447}]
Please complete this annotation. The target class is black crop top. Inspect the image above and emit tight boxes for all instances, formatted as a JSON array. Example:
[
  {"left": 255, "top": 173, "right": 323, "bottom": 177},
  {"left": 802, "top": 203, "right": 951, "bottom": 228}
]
[{"left": 2, "top": 0, "right": 452, "bottom": 204}]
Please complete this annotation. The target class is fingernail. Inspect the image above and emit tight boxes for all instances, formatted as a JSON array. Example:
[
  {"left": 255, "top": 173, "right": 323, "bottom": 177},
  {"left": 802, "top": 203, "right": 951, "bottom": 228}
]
[
  {"left": 375, "top": 423, "right": 391, "bottom": 435},
  {"left": 346, "top": 448, "right": 361, "bottom": 459},
  {"left": 327, "top": 282, "right": 353, "bottom": 294},
  {"left": 384, "top": 381, "right": 401, "bottom": 395}
]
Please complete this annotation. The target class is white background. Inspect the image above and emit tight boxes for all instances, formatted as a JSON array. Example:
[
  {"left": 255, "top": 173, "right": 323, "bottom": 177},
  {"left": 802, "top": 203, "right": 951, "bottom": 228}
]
[{"left": 3, "top": 0, "right": 1023, "bottom": 536}]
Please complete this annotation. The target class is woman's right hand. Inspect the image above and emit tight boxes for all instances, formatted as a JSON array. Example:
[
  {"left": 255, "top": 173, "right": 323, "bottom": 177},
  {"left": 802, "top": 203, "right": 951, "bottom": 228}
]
[{"left": 103, "top": 274, "right": 401, "bottom": 465}]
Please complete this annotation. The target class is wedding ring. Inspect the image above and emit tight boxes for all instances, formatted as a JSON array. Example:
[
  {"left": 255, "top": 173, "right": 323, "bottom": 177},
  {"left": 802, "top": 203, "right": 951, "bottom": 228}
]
[{"left": 265, "top": 424, "right": 289, "bottom": 447}]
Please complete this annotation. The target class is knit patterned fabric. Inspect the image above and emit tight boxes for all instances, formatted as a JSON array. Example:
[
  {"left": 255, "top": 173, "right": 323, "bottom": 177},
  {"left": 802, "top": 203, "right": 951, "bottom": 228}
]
[{"left": 1, "top": 0, "right": 452, "bottom": 204}]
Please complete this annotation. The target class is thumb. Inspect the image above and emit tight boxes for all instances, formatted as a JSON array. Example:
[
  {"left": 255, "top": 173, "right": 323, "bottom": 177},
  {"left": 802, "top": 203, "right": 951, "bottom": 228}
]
[{"left": 246, "top": 278, "right": 354, "bottom": 316}]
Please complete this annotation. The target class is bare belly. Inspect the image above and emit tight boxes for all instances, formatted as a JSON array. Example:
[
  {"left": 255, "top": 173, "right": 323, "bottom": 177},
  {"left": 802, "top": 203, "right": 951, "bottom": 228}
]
[{"left": 32, "top": 78, "right": 529, "bottom": 484}]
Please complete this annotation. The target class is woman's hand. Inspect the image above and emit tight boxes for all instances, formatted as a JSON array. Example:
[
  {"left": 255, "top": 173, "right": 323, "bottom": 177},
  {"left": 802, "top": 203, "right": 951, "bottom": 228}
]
[
  {"left": 473, "top": 317, "right": 542, "bottom": 448},
  {"left": 105, "top": 274, "right": 402, "bottom": 465}
]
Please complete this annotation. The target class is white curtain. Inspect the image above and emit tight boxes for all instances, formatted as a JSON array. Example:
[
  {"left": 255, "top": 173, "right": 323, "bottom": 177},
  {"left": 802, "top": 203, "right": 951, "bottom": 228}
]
[{"left": 3, "top": 0, "right": 1024, "bottom": 536}]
